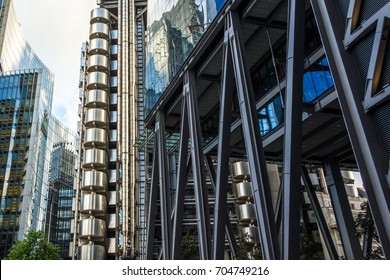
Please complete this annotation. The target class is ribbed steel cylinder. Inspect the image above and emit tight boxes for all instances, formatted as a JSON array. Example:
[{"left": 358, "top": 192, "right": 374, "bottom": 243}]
[
  {"left": 89, "top": 38, "right": 110, "bottom": 56},
  {"left": 234, "top": 181, "right": 253, "bottom": 202},
  {"left": 89, "top": 22, "right": 110, "bottom": 40},
  {"left": 78, "top": 244, "right": 105, "bottom": 260},
  {"left": 231, "top": 161, "right": 250, "bottom": 181},
  {"left": 88, "top": 54, "right": 109, "bottom": 73},
  {"left": 87, "top": 71, "right": 109, "bottom": 90},
  {"left": 82, "top": 148, "right": 107, "bottom": 170},
  {"left": 84, "top": 128, "right": 108, "bottom": 149},
  {"left": 85, "top": 108, "right": 108, "bottom": 129},
  {"left": 79, "top": 193, "right": 107, "bottom": 215},
  {"left": 240, "top": 226, "right": 260, "bottom": 243},
  {"left": 85, "top": 89, "right": 109, "bottom": 108},
  {"left": 82, "top": 170, "right": 107, "bottom": 193},
  {"left": 90, "top": 8, "right": 110, "bottom": 24},
  {"left": 237, "top": 203, "right": 256, "bottom": 223},
  {"left": 79, "top": 218, "right": 106, "bottom": 240}
]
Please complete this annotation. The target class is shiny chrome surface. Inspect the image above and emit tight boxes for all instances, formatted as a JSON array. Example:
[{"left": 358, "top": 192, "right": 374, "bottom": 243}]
[
  {"left": 231, "top": 161, "right": 250, "bottom": 181},
  {"left": 82, "top": 170, "right": 107, "bottom": 192},
  {"left": 90, "top": 22, "right": 110, "bottom": 40},
  {"left": 107, "top": 238, "right": 116, "bottom": 254},
  {"left": 108, "top": 191, "right": 116, "bottom": 206},
  {"left": 79, "top": 193, "right": 107, "bottom": 215},
  {"left": 90, "top": 8, "right": 110, "bottom": 24},
  {"left": 85, "top": 89, "right": 109, "bottom": 108},
  {"left": 109, "top": 169, "right": 116, "bottom": 184},
  {"left": 83, "top": 148, "right": 107, "bottom": 170},
  {"left": 234, "top": 181, "right": 253, "bottom": 202},
  {"left": 89, "top": 38, "right": 109, "bottom": 55},
  {"left": 87, "top": 71, "right": 109, "bottom": 90},
  {"left": 107, "top": 214, "right": 116, "bottom": 229},
  {"left": 237, "top": 203, "right": 256, "bottom": 223},
  {"left": 78, "top": 244, "right": 105, "bottom": 260},
  {"left": 79, "top": 218, "right": 106, "bottom": 239},
  {"left": 85, "top": 108, "right": 108, "bottom": 128},
  {"left": 84, "top": 127, "right": 108, "bottom": 149},
  {"left": 109, "top": 149, "right": 117, "bottom": 162},
  {"left": 88, "top": 54, "right": 110, "bottom": 72},
  {"left": 240, "top": 226, "right": 260, "bottom": 243}
]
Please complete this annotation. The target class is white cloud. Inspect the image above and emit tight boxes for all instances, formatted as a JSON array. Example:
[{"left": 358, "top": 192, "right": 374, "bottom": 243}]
[{"left": 13, "top": 0, "right": 97, "bottom": 132}]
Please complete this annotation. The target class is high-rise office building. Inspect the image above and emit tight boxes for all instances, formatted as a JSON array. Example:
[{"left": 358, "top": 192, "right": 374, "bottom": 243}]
[
  {"left": 72, "top": 0, "right": 147, "bottom": 260},
  {"left": 0, "top": 0, "right": 77, "bottom": 258}
]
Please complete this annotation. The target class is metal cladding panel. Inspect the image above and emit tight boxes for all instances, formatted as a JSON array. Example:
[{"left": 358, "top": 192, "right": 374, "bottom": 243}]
[
  {"left": 90, "top": 7, "right": 110, "bottom": 24},
  {"left": 88, "top": 55, "right": 110, "bottom": 72},
  {"left": 230, "top": 161, "right": 250, "bottom": 181},
  {"left": 79, "top": 193, "right": 107, "bottom": 214},
  {"left": 89, "top": 38, "right": 110, "bottom": 55},
  {"left": 107, "top": 238, "right": 116, "bottom": 254},
  {"left": 78, "top": 244, "right": 106, "bottom": 260},
  {"left": 237, "top": 203, "right": 257, "bottom": 223},
  {"left": 79, "top": 218, "right": 106, "bottom": 239},
  {"left": 85, "top": 89, "right": 109, "bottom": 108},
  {"left": 82, "top": 148, "right": 108, "bottom": 170},
  {"left": 87, "top": 71, "right": 109, "bottom": 90},
  {"left": 82, "top": 170, "right": 107, "bottom": 192},
  {"left": 107, "top": 214, "right": 116, "bottom": 229},
  {"left": 239, "top": 226, "right": 260, "bottom": 244},
  {"left": 84, "top": 128, "right": 108, "bottom": 149},
  {"left": 233, "top": 181, "right": 253, "bottom": 202},
  {"left": 107, "top": 191, "right": 116, "bottom": 206},
  {"left": 85, "top": 108, "right": 109, "bottom": 128},
  {"left": 90, "top": 22, "right": 110, "bottom": 40}
]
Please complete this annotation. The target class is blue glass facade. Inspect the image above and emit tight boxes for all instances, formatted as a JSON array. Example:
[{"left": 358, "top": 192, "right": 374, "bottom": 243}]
[{"left": 145, "top": 0, "right": 226, "bottom": 113}]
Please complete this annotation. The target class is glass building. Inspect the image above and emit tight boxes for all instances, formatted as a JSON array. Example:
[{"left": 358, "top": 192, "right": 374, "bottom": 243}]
[
  {"left": 0, "top": 0, "right": 76, "bottom": 258},
  {"left": 145, "top": 0, "right": 226, "bottom": 112}
]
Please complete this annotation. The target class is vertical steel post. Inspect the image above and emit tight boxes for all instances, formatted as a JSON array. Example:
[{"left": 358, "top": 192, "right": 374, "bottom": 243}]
[
  {"left": 281, "top": 0, "right": 306, "bottom": 260},
  {"left": 323, "top": 158, "right": 363, "bottom": 259},
  {"left": 156, "top": 111, "right": 172, "bottom": 260},
  {"left": 301, "top": 167, "right": 339, "bottom": 260},
  {"left": 311, "top": 0, "right": 390, "bottom": 258},
  {"left": 213, "top": 16, "right": 235, "bottom": 259},
  {"left": 228, "top": 11, "right": 280, "bottom": 260},
  {"left": 185, "top": 70, "right": 212, "bottom": 260},
  {"left": 171, "top": 96, "right": 190, "bottom": 259},
  {"left": 145, "top": 142, "right": 159, "bottom": 259}
]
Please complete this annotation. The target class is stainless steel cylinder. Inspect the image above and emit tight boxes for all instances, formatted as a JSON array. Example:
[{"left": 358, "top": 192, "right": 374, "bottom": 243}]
[
  {"left": 82, "top": 170, "right": 107, "bottom": 192},
  {"left": 231, "top": 160, "right": 250, "bottom": 181},
  {"left": 87, "top": 71, "right": 109, "bottom": 90},
  {"left": 240, "top": 226, "right": 260, "bottom": 243},
  {"left": 79, "top": 193, "right": 107, "bottom": 215},
  {"left": 234, "top": 181, "right": 253, "bottom": 202},
  {"left": 85, "top": 108, "right": 108, "bottom": 129},
  {"left": 89, "top": 38, "right": 110, "bottom": 56},
  {"left": 89, "top": 22, "right": 110, "bottom": 40},
  {"left": 77, "top": 244, "right": 105, "bottom": 260},
  {"left": 237, "top": 203, "right": 256, "bottom": 223},
  {"left": 82, "top": 148, "right": 108, "bottom": 170},
  {"left": 85, "top": 89, "right": 109, "bottom": 108},
  {"left": 90, "top": 8, "right": 110, "bottom": 24},
  {"left": 79, "top": 218, "right": 106, "bottom": 240},
  {"left": 84, "top": 127, "right": 108, "bottom": 149},
  {"left": 88, "top": 54, "right": 110, "bottom": 73}
]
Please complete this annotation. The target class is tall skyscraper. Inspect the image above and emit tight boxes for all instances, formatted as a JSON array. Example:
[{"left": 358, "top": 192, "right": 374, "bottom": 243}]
[
  {"left": 73, "top": 0, "right": 147, "bottom": 260},
  {"left": 0, "top": 0, "right": 77, "bottom": 258}
]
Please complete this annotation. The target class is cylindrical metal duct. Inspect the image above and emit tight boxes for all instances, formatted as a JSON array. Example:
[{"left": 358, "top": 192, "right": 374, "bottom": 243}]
[
  {"left": 85, "top": 89, "right": 109, "bottom": 108},
  {"left": 87, "top": 71, "right": 109, "bottom": 90},
  {"left": 90, "top": 8, "right": 110, "bottom": 24},
  {"left": 85, "top": 108, "right": 109, "bottom": 129},
  {"left": 89, "top": 38, "right": 110, "bottom": 56},
  {"left": 82, "top": 170, "right": 107, "bottom": 192},
  {"left": 88, "top": 54, "right": 110, "bottom": 73},
  {"left": 231, "top": 160, "right": 250, "bottom": 181},
  {"left": 77, "top": 244, "right": 105, "bottom": 260},
  {"left": 90, "top": 22, "right": 110, "bottom": 40},
  {"left": 79, "top": 193, "right": 107, "bottom": 215},
  {"left": 84, "top": 127, "right": 108, "bottom": 149},
  {"left": 233, "top": 181, "right": 253, "bottom": 202},
  {"left": 82, "top": 148, "right": 108, "bottom": 170},
  {"left": 79, "top": 218, "right": 106, "bottom": 240}
]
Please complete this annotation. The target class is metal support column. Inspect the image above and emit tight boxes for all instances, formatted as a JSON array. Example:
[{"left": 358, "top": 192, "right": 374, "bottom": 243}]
[
  {"left": 172, "top": 96, "right": 190, "bottom": 259},
  {"left": 146, "top": 143, "right": 159, "bottom": 259},
  {"left": 282, "top": 0, "right": 306, "bottom": 260},
  {"left": 323, "top": 158, "right": 363, "bottom": 259},
  {"left": 184, "top": 70, "right": 212, "bottom": 260},
  {"left": 311, "top": 0, "right": 390, "bottom": 258},
  {"left": 213, "top": 16, "right": 235, "bottom": 259},
  {"left": 301, "top": 167, "right": 338, "bottom": 259},
  {"left": 156, "top": 111, "right": 172, "bottom": 260},
  {"left": 227, "top": 11, "right": 280, "bottom": 259}
]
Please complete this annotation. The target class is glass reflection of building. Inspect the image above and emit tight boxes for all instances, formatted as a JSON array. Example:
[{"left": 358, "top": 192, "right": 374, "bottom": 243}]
[
  {"left": 145, "top": 0, "right": 226, "bottom": 112},
  {"left": 45, "top": 119, "right": 77, "bottom": 260},
  {"left": 0, "top": 0, "right": 75, "bottom": 258}
]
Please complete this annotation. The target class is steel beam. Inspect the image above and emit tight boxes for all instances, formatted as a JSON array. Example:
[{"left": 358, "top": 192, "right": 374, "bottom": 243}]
[
  {"left": 281, "top": 0, "right": 306, "bottom": 260},
  {"left": 227, "top": 11, "right": 280, "bottom": 260},
  {"left": 172, "top": 96, "right": 190, "bottom": 259},
  {"left": 146, "top": 143, "right": 159, "bottom": 259},
  {"left": 311, "top": 0, "right": 390, "bottom": 258},
  {"left": 323, "top": 158, "right": 363, "bottom": 259},
  {"left": 301, "top": 167, "right": 339, "bottom": 260},
  {"left": 185, "top": 70, "right": 212, "bottom": 260},
  {"left": 213, "top": 18, "right": 235, "bottom": 259},
  {"left": 156, "top": 111, "right": 172, "bottom": 260}
]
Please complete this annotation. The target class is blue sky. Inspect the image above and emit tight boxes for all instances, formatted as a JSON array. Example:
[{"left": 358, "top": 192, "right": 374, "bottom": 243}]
[{"left": 13, "top": 0, "right": 97, "bottom": 132}]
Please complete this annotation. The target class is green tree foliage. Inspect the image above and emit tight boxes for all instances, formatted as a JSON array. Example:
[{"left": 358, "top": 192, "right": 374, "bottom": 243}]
[
  {"left": 179, "top": 228, "right": 199, "bottom": 260},
  {"left": 6, "top": 230, "right": 62, "bottom": 260}
]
